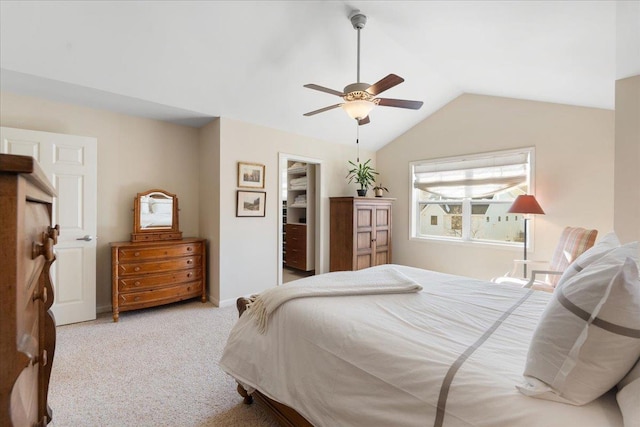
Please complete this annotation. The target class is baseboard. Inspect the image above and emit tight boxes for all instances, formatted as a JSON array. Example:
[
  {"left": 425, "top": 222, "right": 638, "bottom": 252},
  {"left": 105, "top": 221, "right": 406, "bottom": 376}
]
[{"left": 97, "top": 304, "right": 111, "bottom": 315}]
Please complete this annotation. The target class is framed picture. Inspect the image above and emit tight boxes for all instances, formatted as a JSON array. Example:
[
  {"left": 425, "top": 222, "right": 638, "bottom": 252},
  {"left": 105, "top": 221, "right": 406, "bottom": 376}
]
[
  {"left": 236, "top": 190, "right": 266, "bottom": 217},
  {"left": 238, "top": 162, "right": 265, "bottom": 188}
]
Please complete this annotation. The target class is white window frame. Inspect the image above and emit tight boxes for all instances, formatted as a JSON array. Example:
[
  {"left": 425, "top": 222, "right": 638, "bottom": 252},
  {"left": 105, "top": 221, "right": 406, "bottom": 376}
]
[{"left": 409, "top": 147, "right": 536, "bottom": 246}]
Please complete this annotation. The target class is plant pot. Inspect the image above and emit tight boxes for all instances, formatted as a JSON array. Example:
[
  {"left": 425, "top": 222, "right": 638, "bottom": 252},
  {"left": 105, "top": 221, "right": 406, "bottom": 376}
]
[
  {"left": 357, "top": 189, "right": 367, "bottom": 197},
  {"left": 374, "top": 188, "right": 384, "bottom": 197}
]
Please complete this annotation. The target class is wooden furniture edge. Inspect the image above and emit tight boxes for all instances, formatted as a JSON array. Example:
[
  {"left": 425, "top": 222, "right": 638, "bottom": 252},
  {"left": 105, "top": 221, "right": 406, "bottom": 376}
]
[{"left": 235, "top": 297, "right": 314, "bottom": 427}]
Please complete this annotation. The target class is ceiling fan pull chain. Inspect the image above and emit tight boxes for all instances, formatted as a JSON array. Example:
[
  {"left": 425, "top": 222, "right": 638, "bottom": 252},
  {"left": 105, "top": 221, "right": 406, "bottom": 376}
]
[{"left": 356, "top": 125, "right": 360, "bottom": 163}]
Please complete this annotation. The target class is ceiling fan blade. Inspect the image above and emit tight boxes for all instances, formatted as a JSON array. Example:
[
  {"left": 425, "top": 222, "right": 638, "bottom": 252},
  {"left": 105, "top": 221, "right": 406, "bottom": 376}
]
[
  {"left": 303, "top": 84, "right": 345, "bottom": 97},
  {"left": 377, "top": 98, "right": 424, "bottom": 110},
  {"left": 303, "top": 104, "right": 343, "bottom": 116},
  {"left": 366, "top": 74, "right": 404, "bottom": 96},
  {"left": 358, "top": 116, "right": 370, "bottom": 126}
]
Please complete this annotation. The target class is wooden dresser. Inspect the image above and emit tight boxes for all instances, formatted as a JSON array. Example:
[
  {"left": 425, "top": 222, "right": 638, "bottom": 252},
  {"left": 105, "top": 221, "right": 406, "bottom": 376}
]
[
  {"left": 111, "top": 238, "right": 206, "bottom": 322},
  {"left": 1, "top": 154, "right": 58, "bottom": 426},
  {"left": 330, "top": 197, "right": 394, "bottom": 272}
]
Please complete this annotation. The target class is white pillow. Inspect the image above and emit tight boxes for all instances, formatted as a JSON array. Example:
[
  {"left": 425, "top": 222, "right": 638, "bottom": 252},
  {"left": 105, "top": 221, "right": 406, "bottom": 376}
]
[
  {"left": 619, "top": 359, "right": 640, "bottom": 389},
  {"left": 518, "top": 242, "right": 640, "bottom": 405},
  {"left": 150, "top": 198, "right": 173, "bottom": 214},
  {"left": 556, "top": 231, "right": 621, "bottom": 288},
  {"left": 617, "top": 377, "right": 640, "bottom": 427}
]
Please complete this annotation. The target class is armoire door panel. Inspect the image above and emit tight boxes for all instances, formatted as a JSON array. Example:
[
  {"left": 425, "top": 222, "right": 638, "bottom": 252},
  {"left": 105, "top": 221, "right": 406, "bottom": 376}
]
[
  {"left": 376, "top": 208, "right": 390, "bottom": 227},
  {"left": 357, "top": 254, "right": 372, "bottom": 270},
  {"left": 356, "top": 208, "right": 373, "bottom": 228},
  {"left": 357, "top": 232, "right": 372, "bottom": 250},
  {"left": 376, "top": 230, "right": 389, "bottom": 246}
]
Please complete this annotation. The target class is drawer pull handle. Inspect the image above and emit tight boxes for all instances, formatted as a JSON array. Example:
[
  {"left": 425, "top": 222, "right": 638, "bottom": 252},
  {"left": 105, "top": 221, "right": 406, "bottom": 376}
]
[
  {"left": 33, "top": 287, "right": 48, "bottom": 304},
  {"left": 32, "top": 235, "right": 54, "bottom": 261},
  {"left": 48, "top": 225, "right": 60, "bottom": 244},
  {"left": 30, "top": 349, "right": 48, "bottom": 367}
]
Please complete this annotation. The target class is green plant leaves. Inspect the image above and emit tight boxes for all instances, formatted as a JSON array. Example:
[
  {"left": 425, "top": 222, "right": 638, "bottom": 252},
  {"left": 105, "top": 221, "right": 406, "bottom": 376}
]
[{"left": 345, "top": 159, "right": 379, "bottom": 190}]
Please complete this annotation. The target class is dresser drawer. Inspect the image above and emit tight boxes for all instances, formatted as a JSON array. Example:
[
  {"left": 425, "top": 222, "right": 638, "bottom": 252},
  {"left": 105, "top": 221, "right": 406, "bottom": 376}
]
[
  {"left": 118, "top": 281, "right": 202, "bottom": 309},
  {"left": 285, "top": 224, "right": 306, "bottom": 249},
  {"left": 286, "top": 247, "right": 306, "bottom": 270},
  {"left": 118, "top": 268, "right": 202, "bottom": 292},
  {"left": 118, "top": 255, "right": 201, "bottom": 276},
  {"left": 23, "top": 202, "right": 50, "bottom": 294},
  {"left": 117, "top": 242, "right": 202, "bottom": 261}
]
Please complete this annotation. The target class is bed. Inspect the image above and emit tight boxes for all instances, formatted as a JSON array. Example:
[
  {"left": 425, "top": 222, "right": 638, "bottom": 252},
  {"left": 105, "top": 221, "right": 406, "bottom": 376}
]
[{"left": 220, "top": 260, "right": 638, "bottom": 427}]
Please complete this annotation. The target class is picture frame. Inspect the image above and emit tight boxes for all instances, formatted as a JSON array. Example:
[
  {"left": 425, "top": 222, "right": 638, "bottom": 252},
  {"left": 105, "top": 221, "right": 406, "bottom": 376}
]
[
  {"left": 238, "top": 162, "right": 265, "bottom": 188},
  {"left": 236, "top": 190, "right": 266, "bottom": 217}
]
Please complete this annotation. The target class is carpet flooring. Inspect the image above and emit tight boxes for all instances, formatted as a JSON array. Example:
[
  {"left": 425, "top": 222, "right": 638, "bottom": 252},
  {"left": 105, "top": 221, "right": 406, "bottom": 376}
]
[{"left": 48, "top": 300, "right": 279, "bottom": 427}]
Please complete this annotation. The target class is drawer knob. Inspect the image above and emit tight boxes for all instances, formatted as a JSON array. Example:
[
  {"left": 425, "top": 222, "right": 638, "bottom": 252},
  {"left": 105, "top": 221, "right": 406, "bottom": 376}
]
[
  {"left": 33, "top": 287, "right": 48, "bottom": 304},
  {"left": 187, "top": 272, "right": 192, "bottom": 278},
  {"left": 134, "top": 281, "right": 140, "bottom": 287},
  {"left": 134, "top": 296, "right": 141, "bottom": 302},
  {"left": 187, "top": 259, "right": 193, "bottom": 265},
  {"left": 134, "top": 252, "right": 140, "bottom": 257},
  {"left": 187, "top": 246, "right": 192, "bottom": 251},
  {"left": 134, "top": 266, "right": 141, "bottom": 272}
]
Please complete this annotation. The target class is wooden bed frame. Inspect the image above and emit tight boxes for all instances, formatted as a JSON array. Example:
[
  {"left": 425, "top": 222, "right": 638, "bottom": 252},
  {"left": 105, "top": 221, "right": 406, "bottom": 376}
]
[{"left": 235, "top": 297, "right": 313, "bottom": 427}]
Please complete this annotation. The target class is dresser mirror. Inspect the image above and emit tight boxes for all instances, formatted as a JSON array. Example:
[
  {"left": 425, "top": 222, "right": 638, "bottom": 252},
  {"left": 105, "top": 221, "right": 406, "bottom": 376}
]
[{"left": 131, "top": 189, "right": 182, "bottom": 242}]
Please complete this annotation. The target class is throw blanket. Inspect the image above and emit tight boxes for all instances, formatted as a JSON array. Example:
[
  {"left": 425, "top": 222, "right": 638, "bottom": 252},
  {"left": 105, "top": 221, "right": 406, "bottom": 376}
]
[{"left": 246, "top": 266, "right": 423, "bottom": 333}]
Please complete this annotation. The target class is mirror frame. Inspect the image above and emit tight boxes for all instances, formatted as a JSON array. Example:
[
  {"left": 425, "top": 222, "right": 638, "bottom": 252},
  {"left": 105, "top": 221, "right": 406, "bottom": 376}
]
[{"left": 131, "top": 189, "right": 182, "bottom": 242}]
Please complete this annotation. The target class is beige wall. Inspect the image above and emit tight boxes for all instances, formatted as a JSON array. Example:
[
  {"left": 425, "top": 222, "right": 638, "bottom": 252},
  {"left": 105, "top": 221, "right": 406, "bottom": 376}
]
[
  {"left": 0, "top": 91, "right": 374, "bottom": 312},
  {"left": 2, "top": 88, "right": 622, "bottom": 310},
  {"left": 614, "top": 75, "right": 640, "bottom": 244},
  {"left": 0, "top": 91, "right": 202, "bottom": 312},
  {"left": 376, "top": 94, "right": 615, "bottom": 281},
  {"left": 202, "top": 117, "right": 374, "bottom": 305}
]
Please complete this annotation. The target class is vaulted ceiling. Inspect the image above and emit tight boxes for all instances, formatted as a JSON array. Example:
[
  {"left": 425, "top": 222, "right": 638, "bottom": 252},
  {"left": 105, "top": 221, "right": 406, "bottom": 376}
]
[{"left": 1, "top": 1, "right": 636, "bottom": 151}]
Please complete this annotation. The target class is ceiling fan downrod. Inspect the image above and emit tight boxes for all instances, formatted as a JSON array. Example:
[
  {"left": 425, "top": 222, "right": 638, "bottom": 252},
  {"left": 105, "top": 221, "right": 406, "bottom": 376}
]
[{"left": 349, "top": 10, "right": 367, "bottom": 84}]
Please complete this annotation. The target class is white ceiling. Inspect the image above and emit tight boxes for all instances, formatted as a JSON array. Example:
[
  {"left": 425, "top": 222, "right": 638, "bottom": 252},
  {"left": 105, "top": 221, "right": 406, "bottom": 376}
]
[{"left": 0, "top": 1, "right": 634, "bottom": 151}]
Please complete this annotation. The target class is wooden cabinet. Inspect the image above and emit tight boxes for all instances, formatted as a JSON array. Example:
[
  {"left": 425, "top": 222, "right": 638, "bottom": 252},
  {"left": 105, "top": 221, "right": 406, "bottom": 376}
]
[
  {"left": 330, "top": 197, "right": 394, "bottom": 271},
  {"left": 284, "top": 161, "right": 315, "bottom": 271},
  {"left": 1, "top": 154, "right": 58, "bottom": 426},
  {"left": 111, "top": 238, "right": 206, "bottom": 322}
]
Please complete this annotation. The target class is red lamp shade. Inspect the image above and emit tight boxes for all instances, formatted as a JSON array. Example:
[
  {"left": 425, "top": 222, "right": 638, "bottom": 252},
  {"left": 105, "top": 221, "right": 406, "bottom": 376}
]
[{"left": 508, "top": 195, "right": 545, "bottom": 215}]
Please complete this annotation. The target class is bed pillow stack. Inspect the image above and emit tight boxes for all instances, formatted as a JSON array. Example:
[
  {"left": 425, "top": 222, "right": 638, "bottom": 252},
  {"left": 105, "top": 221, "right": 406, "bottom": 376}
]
[{"left": 517, "top": 234, "right": 640, "bottom": 410}]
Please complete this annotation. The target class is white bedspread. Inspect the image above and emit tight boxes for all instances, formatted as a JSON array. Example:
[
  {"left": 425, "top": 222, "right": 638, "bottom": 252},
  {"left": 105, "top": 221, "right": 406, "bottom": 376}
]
[
  {"left": 219, "top": 265, "right": 623, "bottom": 427},
  {"left": 246, "top": 267, "right": 422, "bottom": 333}
]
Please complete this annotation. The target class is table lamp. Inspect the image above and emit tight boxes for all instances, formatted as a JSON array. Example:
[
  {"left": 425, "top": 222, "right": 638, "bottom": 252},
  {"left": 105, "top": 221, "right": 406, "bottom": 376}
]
[{"left": 507, "top": 195, "right": 545, "bottom": 278}]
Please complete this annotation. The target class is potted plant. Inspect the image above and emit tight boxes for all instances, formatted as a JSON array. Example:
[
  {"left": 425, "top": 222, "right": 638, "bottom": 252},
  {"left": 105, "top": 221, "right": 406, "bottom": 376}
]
[
  {"left": 346, "top": 159, "right": 378, "bottom": 197},
  {"left": 372, "top": 183, "right": 389, "bottom": 198}
]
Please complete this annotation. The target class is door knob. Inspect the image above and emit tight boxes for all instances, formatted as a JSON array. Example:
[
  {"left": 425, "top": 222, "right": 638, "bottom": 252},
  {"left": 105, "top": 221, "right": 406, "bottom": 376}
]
[{"left": 76, "top": 235, "right": 94, "bottom": 241}]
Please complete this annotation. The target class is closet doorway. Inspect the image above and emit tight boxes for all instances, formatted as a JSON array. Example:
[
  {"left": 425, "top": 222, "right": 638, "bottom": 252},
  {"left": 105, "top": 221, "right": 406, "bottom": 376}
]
[{"left": 278, "top": 153, "right": 322, "bottom": 285}]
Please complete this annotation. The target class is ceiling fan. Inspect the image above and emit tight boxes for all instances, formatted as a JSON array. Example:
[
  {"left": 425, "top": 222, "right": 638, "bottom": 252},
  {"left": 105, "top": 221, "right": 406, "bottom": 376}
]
[{"left": 303, "top": 10, "right": 423, "bottom": 126}]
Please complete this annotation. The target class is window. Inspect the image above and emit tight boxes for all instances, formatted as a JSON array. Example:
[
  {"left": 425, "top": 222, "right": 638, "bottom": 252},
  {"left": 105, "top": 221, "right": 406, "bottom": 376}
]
[{"left": 410, "top": 148, "right": 534, "bottom": 244}]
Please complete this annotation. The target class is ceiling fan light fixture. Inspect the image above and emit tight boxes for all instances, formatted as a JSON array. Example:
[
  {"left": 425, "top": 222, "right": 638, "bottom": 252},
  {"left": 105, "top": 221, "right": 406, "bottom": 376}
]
[{"left": 342, "top": 100, "right": 376, "bottom": 120}]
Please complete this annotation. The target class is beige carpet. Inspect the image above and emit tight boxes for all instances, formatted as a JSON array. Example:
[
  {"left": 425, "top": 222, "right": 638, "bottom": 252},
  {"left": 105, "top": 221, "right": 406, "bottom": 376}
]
[{"left": 48, "top": 300, "right": 279, "bottom": 427}]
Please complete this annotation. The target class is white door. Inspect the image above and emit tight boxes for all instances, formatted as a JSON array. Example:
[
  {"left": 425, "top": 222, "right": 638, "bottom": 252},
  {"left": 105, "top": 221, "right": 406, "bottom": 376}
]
[{"left": 1, "top": 127, "right": 97, "bottom": 325}]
